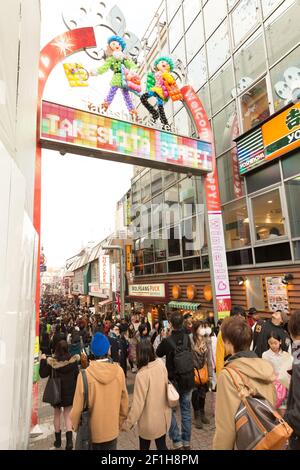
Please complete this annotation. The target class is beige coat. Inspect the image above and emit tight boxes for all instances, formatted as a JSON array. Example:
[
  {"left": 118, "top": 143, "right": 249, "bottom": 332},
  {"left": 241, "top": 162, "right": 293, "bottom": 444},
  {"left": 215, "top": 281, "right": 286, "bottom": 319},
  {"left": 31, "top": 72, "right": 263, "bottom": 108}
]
[
  {"left": 213, "top": 356, "right": 276, "bottom": 450},
  {"left": 71, "top": 360, "right": 128, "bottom": 444},
  {"left": 123, "top": 358, "right": 171, "bottom": 440}
]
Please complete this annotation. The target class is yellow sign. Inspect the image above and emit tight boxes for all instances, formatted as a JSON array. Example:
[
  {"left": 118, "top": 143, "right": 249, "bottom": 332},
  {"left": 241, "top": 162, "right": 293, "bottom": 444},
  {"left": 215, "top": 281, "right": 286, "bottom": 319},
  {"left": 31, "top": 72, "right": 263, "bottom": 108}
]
[
  {"left": 262, "top": 101, "right": 300, "bottom": 161},
  {"left": 125, "top": 245, "right": 132, "bottom": 272},
  {"left": 34, "top": 336, "right": 39, "bottom": 357},
  {"left": 63, "top": 63, "right": 89, "bottom": 87}
]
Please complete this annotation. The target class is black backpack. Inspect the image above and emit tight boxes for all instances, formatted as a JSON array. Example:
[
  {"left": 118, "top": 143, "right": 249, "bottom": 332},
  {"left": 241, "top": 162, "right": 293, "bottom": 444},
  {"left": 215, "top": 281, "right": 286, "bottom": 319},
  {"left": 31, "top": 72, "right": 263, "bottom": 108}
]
[{"left": 170, "top": 334, "right": 194, "bottom": 378}]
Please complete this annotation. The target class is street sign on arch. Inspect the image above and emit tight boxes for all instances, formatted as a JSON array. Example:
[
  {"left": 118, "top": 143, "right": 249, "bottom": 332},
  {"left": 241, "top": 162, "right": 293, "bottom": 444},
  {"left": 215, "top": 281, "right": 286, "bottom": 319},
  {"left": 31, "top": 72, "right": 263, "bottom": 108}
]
[{"left": 40, "top": 100, "right": 213, "bottom": 176}]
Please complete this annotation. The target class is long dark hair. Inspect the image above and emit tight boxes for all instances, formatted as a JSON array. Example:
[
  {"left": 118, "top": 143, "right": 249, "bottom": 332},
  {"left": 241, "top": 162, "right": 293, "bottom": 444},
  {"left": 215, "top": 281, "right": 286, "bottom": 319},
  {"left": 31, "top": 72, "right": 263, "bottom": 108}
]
[
  {"left": 55, "top": 340, "right": 70, "bottom": 361},
  {"left": 136, "top": 341, "right": 155, "bottom": 370}
]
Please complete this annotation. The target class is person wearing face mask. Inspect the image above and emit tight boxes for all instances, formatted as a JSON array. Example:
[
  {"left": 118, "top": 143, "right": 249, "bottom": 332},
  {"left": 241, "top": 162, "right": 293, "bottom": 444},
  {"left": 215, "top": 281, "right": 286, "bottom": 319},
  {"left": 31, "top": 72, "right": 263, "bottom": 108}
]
[{"left": 190, "top": 321, "right": 213, "bottom": 429}]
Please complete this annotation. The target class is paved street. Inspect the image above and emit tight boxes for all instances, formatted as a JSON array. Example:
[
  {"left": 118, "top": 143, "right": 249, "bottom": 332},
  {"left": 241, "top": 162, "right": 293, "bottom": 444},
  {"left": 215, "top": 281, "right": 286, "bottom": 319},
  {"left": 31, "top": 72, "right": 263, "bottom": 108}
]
[{"left": 29, "top": 371, "right": 215, "bottom": 451}]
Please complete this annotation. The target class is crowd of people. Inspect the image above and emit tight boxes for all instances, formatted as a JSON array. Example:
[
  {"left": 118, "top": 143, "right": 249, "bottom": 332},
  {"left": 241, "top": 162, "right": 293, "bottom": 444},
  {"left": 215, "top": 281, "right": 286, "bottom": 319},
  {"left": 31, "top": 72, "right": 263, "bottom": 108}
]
[{"left": 39, "top": 295, "right": 300, "bottom": 451}]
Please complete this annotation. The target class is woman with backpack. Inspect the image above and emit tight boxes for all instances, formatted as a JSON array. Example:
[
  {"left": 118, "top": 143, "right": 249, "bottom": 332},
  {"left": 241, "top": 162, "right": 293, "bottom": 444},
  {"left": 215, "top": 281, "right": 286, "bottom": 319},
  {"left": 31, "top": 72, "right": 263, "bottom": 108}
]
[
  {"left": 190, "top": 321, "right": 213, "bottom": 429},
  {"left": 40, "top": 340, "right": 79, "bottom": 450},
  {"left": 213, "top": 316, "right": 276, "bottom": 450},
  {"left": 123, "top": 341, "right": 171, "bottom": 450}
]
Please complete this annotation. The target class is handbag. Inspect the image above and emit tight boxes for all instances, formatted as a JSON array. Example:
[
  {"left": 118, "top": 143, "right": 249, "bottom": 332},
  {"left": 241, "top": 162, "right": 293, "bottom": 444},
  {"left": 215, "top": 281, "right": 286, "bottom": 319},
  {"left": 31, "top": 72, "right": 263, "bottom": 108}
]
[
  {"left": 274, "top": 379, "right": 287, "bottom": 409},
  {"left": 42, "top": 367, "right": 61, "bottom": 406},
  {"left": 225, "top": 366, "right": 293, "bottom": 450},
  {"left": 167, "top": 381, "right": 179, "bottom": 408},
  {"left": 194, "top": 364, "right": 209, "bottom": 385},
  {"left": 75, "top": 370, "right": 92, "bottom": 450}
]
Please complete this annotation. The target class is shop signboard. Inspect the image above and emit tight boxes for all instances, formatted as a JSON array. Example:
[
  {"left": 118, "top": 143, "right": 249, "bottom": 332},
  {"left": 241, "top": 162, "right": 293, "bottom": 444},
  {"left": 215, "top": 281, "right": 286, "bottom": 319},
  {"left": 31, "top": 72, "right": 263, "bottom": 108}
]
[
  {"left": 99, "top": 255, "right": 110, "bottom": 289},
  {"left": 125, "top": 245, "right": 132, "bottom": 272},
  {"left": 111, "top": 264, "right": 120, "bottom": 293},
  {"left": 236, "top": 102, "right": 300, "bottom": 175},
  {"left": 40, "top": 101, "right": 213, "bottom": 176},
  {"left": 265, "top": 276, "right": 289, "bottom": 314},
  {"left": 129, "top": 283, "right": 167, "bottom": 299}
]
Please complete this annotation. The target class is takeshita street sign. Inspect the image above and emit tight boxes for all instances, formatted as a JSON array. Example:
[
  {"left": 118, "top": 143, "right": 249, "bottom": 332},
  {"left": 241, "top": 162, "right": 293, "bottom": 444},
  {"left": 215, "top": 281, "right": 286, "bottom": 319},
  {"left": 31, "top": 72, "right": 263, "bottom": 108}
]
[{"left": 40, "top": 101, "right": 213, "bottom": 175}]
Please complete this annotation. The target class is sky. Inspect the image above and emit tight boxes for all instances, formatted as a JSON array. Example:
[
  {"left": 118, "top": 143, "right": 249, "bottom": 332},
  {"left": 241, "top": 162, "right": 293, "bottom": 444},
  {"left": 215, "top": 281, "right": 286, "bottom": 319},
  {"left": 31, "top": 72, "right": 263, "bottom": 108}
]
[{"left": 40, "top": 0, "right": 162, "bottom": 268}]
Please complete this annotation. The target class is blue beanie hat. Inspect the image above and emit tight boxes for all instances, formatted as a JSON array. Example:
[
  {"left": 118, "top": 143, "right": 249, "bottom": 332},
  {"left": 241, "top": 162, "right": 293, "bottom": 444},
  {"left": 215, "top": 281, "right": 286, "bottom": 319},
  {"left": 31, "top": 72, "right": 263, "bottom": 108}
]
[{"left": 91, "top": 333, "right": 110, "bottom": 357}]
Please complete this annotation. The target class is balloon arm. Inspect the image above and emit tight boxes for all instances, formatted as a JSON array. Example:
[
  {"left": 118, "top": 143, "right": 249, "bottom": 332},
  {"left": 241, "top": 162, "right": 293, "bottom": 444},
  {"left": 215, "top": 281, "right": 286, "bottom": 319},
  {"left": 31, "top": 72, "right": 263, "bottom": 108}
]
[{"left": 95, "top": 57, "right": 113, "bottom": 75}]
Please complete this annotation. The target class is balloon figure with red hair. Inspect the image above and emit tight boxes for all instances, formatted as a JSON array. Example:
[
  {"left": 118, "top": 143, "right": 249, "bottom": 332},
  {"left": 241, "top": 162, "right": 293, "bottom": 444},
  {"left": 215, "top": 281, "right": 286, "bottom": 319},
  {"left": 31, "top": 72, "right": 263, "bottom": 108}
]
[
  {"left": 140, "top": 56, "right": 183, "bottom": 127},
  {"left": 91, "top": 35, "right": 141, "bottom": 118}
]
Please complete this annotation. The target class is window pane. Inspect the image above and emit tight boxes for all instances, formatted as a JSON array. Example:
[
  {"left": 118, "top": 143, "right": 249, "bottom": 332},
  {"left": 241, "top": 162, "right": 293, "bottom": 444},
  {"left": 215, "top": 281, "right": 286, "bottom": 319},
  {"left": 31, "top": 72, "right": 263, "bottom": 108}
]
[
  {"left": 141, "top": 171, "right": 151, "bottom": 203},
  {"left": 144, "top": 264, "right": 155, "bottom": 275},
  {"left": 270, "top": 45, "right": 300, "bottom": 112},
  {"left": 234, "top": 29, "right": 265, "bottom": 84},
  {"left": 174, "top": 106, "right": 190, "bottom": 136},
  {"left": 164, "top": 171, "right": 179, "bottom": 187},
  {"left": 152, "top": 194, "right": 164, "bottom": 231},
  {"left": 167, "top": 0, "right": 182, "bottom": 21},
  {"left": 285, "top": 176, "right": 300, "bottom": 238},
  {"left": 140, "top": 202, "right": 151, "bottom": 235},
  {"left": 179, "top": 178, "right": 196, "bottom": 218},
  {"left": 294, "top": 241, "right": 300, "bottom": 260},
  {"left": 231, "top": 0, "right": 259, "bottom": 46},
  {"left": 168, "top": 260, "right": 183, "bottom": 272},
  {"left": 183, "top": 0, "right": 201, "bottom": 30},
  {"left": 213, "top": 101, "right": 237, "bottom": 155},
  {"left": 282, "top": 152, "right": 300, "bottom": 179},
  {"left": 167, "top": 225, "right": 181, "bottom": 257},
  {"left": 185, "top": 13, "right": 204, "bottom": 63},
  {"left": 165, "top": 185, "right": 180, "bottom": 226},
  {"left": 154, "top": 230, "right": 167, "bottom": 261},
  {"left": 223, "top": 198, "right": 251, "bottom": 250},
  {"left": 182, "top": 217, "right": 201, "bottom": 257},
  {"left": 183, "top": 257, "right": 201, "bottom": 271},
  {"left": 227, "top": 248, "right": 253, "bottom": 266},
  {"left": 255, "top": 243, "right": 291, "bottom": 263},
  {"left": 169, "top": 8, "right": 184, "bottom": 51},
  {"left": 132, "top": 180, "right": 141, "bottom": 204},
  {"left": 155, "top": 262, "right": 167, "bottom": 274},
  {"left": 207, "top": 21, "right": 230, "bottom": 76},
  {"left": 265, "top": 1, "right": 299, "bottom": 66},
  {"left": 262, "top": 0, "right": 284, "bottom": 17},
  {"left": 246, "top": 162, "right": 281, "bottom": 193},
  {"left": 197, "top": 85, "right": 211, "bottom": 118},
  {"left": 171, "top": 38, "right": 186, "bottom": 65},
  {"left": 210, "top": 61, "right": 234, "bottom": 114},
  {"left": 241, "top": 78, "right": 270, "bottom": 132},
  {"left": 151, "top": 169, "right": 163, "bottom": 196},
  {"left": 187, "top": 48, "right": 207, "bottom": 90},
  {"left": 252, "top": 189, "right": 285, "bottom": 241},
  {"left": 217, "top": 150, "right": 244, "bottom": 203},
  {"left": 203, "top": 0, "right": 227, "bottom": 39}
]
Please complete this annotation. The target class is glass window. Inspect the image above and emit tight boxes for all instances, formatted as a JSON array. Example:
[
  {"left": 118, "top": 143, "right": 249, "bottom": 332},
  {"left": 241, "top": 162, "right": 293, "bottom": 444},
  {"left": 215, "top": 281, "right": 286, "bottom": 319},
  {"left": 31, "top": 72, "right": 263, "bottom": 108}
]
[
  {"left": 203, "top": 0, "right": 227, "bottom": 38},
  {"left": 144, "top": 264, "right": 155, "bottom": 275},
  {"left": 175, "top": 107, "right": 190, "bottom": 136},
  {"left": 213, "top": 101, "right": 237, "bottom": 155},
  {"left": 179, "top": 178, "right": 196, "bottom": 218},
  {"left": 285, "top": 176, "right": 300, "bottom": 238},
  {"left": 217, "top": 150, "right": 244, "bottom": 203},
  {"left": 234, "top": 29, "right": 265, "bottom": 84},
  {"left": 152, "top": 194, "right": 164, "bottom": 231},
  {"left": 207, "top": 21, "right": 230, "bottom": 76},
  {"left": 168, "top": 260, "right": 183, "bottom": 272},
  {"left": 164, "top": 171, "right": 178, "bottom": 187},
  {"left": 154, "top": 230, "right": 167, "bottom": 261},
  {"left": 246, "top": 162, "right": 281, "bottom": 193},
  {"left": 141, "top": 171, "right": 151, "bottom": 203},
  {"left": 262, "top": 0, "right": 284, "bottom": 17},
  {"left": 231, "top": 0, "right": 259, "bottom": 46},
  {"left": 155, "top": 262, "right": 167, "bottom": 274},
  {"left": 270, "top": 45, "right": 300, "bottom": 112},
  {"left": 167, "top": 0, "right": 182, "bottom": 21},
  {"left": 171, "top": 38, "right": 186, "bottom": 65},
  {"left": 202, "top": 255, "right": 210, "bottom": 269},
  {"left": 134, "top": 265, "right": 144, "bottom": 276},
  {"left": 140, "top": 202, "right": 151, "bottom": 235},
  {"left": 167, "top": 225, "right": 181, "bottom": 257},
  {"left": 241, "top": 78, "right": 270, "bottom": 132},
  {"left": 132, "top": 179, "right": 141, "bottom": 205},
  {"left": 255, "top": 243, "right": 292, "bottom": 263},
  {"left": 187, "top": 48, "right": 207, "bottom": 91},
  {"left": 183, "top": 257, "right": 201, "bottom": 271},
  {"left": 182, "top": 217, "right": 201, "bottom": 257},
  {"left": 210, "top": 61, "right": 235, "bottom": 114},
  {"left": 223, "top": 198, "right": 251, "bottom": 250},
  {"left": 141, "top": 236, "right": 154, "bottom": 264},
  {"left": 185, "top": 13, "right": 204, "bottom": 63},
  {"left": 252, "top": 189, "right": 286, "bottom": 241},
  {"left": 282, "top": 152, "right": 300, "bottom": 179},
  {"left": 197, "top": 85, "right": 211, "bottom": 118},
  {"left": 265, "top": 1, "right": 299, "bottom": 66},
  {"left": 151, "top": 169, "right": 163, "bottom": 196},
  {"left": 169, "top": 7, "right": 184, "bottom": 51},
  {"left": 293, "top": 241, "right": 300, "bottom": 260},
  {"left": 227, "top": 248, "right": 253, "bottom": 266},
  {"left": 183, "top": 0, "right": 201, "bottom": 30},
  {"left": 165, "top": 185, "right": 180, "bottom": 226}
]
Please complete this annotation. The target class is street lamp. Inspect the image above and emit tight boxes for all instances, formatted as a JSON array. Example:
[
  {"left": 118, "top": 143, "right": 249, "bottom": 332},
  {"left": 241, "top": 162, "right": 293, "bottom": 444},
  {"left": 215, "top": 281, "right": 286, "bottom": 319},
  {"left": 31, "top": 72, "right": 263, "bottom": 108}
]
[{"left": 102, "top": 245, "right": 125, "bottom": 318}]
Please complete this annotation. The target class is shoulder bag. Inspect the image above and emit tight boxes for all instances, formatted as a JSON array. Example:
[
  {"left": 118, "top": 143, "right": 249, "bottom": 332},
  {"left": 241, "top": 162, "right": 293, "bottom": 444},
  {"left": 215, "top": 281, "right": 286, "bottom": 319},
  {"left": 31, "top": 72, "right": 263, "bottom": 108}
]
[
  {"left": 75, "top": 369, "right": 92, "bottom": 450},
  {"left": 42, "top": 366, "right": 61, "bottom": 406},
  {"left": 167, "top": 381, "right": 179, "bottom": 408}
]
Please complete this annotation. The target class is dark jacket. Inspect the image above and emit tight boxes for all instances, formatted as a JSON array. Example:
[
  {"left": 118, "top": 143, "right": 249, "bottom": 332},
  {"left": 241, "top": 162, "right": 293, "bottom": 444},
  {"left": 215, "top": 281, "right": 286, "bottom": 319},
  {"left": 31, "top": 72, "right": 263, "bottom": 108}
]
[
  {"left": 156, "top": 329, "right": 194, "bottom": 393},
  {"left": 50, "top": 331, "right": 67, "bottom": 354},
  {"left": 39, "top": 355, "right": 80, "bottom": 407},
  {"left": 40, "top": 332, "right": 51, "bottom": 356},
  {"left": 254, "top": 321, "right": 291, "bottom": 357},
  {"left": 285, "top": 342, "right": 300, "bottom": 449},
  {"left": 108, "top": 335, "right": 122, "bottom": 363}
]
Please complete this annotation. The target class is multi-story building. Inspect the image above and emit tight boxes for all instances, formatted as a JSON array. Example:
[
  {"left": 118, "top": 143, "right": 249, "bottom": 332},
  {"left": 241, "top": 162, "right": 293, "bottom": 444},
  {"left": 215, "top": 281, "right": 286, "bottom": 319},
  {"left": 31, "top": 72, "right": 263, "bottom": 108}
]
[{"left": 129, "top": 0, "right": 300, "bottom": 321}]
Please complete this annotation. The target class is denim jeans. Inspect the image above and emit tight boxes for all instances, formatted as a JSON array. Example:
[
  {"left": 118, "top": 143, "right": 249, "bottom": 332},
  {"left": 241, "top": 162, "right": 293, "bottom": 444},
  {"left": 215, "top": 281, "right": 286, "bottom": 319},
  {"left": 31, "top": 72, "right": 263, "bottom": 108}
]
[{"left": 169, "top": 391, "right": 192, "bottom": 447}]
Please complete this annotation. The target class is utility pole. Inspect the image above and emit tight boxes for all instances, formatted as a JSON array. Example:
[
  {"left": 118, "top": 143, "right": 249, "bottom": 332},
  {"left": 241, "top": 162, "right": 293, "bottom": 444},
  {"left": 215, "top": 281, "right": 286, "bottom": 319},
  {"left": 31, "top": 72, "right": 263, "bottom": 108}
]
[{"left": 102, "top": 245, "right": 125, "bottom": 319}]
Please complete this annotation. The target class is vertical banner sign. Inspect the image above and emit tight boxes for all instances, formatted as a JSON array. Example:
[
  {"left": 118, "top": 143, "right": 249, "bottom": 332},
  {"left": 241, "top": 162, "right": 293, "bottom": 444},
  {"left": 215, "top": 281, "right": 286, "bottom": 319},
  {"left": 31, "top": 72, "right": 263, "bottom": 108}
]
[
  {"left": 111, "top": 264, "right": 120, "bottom": 292},
  {"left": 182, "top": 86, "right": 231, "bottom": 319},
  {"left": 125, "top": 245, "right": 132, "bottom": 272},
  {"left": 100, "top": 255, "right": 111, "bottom": 289}
]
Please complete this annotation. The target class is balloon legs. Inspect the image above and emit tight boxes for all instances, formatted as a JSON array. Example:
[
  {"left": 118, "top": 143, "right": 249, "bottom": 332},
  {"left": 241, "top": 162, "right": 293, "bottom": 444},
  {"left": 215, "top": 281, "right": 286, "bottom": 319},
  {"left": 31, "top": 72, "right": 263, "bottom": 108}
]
[
  {"left": 122, "top": 89, "right": 138, "bottom": 120},
  {"left": 102, "top": 86, "right": 118, "bottom": 111}
]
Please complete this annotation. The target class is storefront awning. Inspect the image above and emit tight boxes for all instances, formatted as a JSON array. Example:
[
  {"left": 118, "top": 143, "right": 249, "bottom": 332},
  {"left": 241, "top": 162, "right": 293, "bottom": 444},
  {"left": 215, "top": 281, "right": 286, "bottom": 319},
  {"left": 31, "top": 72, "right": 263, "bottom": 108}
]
[
  {"left": 98, "top": 299, "right": 112, "bottom": 307},
  {"left": 168, "top": 301, "right": 201, "bottom": 311}
]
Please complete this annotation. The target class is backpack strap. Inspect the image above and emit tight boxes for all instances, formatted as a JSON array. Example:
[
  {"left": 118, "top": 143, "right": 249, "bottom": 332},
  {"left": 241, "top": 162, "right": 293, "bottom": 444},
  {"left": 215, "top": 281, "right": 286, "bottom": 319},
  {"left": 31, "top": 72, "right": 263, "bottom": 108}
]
[{"left": 81, "top": 369, "right": 89, "bottom": 411}]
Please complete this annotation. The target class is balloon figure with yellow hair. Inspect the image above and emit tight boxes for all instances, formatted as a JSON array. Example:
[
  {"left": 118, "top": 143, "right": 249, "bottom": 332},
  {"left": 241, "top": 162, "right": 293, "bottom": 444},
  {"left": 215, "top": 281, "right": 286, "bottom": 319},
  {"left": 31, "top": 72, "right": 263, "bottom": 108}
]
[{"left": 140, "top": 56, "right": 183, "bottom": 127}]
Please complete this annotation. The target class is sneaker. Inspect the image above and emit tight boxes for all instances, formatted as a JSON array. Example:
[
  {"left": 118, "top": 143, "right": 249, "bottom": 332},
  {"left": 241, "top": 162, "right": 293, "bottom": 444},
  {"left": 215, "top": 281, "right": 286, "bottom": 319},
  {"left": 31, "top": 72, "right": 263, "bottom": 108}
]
[{"left": 183, "top": 445, "right": 191, "bottom": 450}]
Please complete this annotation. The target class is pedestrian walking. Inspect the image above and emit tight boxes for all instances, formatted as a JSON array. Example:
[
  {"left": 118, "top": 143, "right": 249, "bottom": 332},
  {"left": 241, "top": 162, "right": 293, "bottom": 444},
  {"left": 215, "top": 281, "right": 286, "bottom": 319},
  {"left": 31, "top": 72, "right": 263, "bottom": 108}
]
[
  {"left": 123, "top": 341, "right": 171, "bottom": 450},
  {"left": 40, "top": 340, "right": 80, "bottom": 450},
  {"left": 254, "top": 310, "right": 291, "bottom": 357}
]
